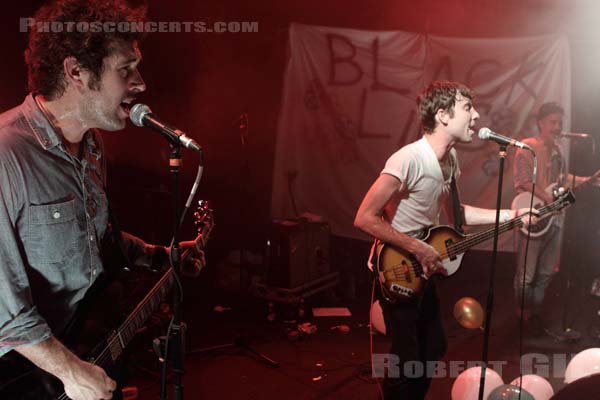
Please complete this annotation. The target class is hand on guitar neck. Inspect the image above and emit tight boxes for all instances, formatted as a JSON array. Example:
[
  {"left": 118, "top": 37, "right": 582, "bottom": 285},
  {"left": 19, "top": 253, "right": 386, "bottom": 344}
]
[
  {"left": 572, "top": 169, "right": 600, "bottom": 190},
  {"left": 177, "top": 240, "right": 206, "bottom": 277},
  {"left": 515, "top": 207, "right": 540, "bottom": 227},
  {"left": 547, "top": 169, "right": 600, "bottom": 203},
  {"left": 409, "top": 208, "right": 538, "bottom": 278}
]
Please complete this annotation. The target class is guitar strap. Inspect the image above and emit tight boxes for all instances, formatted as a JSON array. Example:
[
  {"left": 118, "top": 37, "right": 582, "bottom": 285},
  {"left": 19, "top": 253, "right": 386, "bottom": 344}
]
[
  {"left": 450, "top": 163, "right": 465, "bottom": 234},
  {"left": 107, "top": 204, "right": 134, "bottom": 273}
]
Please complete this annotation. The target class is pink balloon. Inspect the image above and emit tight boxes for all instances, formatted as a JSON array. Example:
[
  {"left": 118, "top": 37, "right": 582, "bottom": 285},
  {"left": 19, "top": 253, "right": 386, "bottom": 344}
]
[
  {"left": 370, "top": 300, "right": 386, "bottom": 335},
  {"left": 510, "top": 375, "right": 554, "bottom": 400},
  {"left": 565, "top": 348, "right": 600, "bottom": 383},
  {"left": 451, "top": 366, "right": 503, "bottom": 400}
]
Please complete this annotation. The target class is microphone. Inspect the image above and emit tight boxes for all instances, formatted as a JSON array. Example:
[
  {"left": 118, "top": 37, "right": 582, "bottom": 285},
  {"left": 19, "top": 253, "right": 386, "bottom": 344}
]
[
  {"left": 559, "top": 132, "right": 590, "bottom": 139},
  {"left": 129, "top": 103, "right": 202, "bottom": 153},
  {"left": 478, "top": 127, "right": 533, "bottom": 151}
]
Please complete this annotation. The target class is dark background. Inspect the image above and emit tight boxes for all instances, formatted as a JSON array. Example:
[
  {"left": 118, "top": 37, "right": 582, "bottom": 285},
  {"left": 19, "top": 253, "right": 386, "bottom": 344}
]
[{"left": 2, "top": 0, "right": 600, "bottom": 284}]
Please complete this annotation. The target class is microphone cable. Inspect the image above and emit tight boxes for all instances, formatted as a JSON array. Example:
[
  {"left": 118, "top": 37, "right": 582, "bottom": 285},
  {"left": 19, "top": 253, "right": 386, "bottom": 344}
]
[{"left": 517, "top": 154, "right": 537, "bottom": 398}]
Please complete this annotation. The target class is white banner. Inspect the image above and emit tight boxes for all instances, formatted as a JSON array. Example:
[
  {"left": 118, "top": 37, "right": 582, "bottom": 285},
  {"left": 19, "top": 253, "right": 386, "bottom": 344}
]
[{"left": 271, "top": 23, "right": 571, "bottom": 250}]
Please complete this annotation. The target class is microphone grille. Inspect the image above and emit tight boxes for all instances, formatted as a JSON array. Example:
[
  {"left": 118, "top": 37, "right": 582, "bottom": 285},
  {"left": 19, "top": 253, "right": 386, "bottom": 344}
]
[
  {"left": 478, "top": 127, "right": 492, "bottom": 140},
  {"left": 129, "top": 103, "right": 151, "bottom": 127}
]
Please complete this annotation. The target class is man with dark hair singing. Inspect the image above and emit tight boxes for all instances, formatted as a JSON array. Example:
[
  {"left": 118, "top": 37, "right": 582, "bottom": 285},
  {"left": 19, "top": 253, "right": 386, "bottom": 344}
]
[
  {"left": 0, "top": 1, "right": 204, "bottom": 399},
  {"left": 512, "top": 102, "right": 595, "bottom": 336},
  {"left": 354, "top": 81, "right": 535, "bottom": 399}
]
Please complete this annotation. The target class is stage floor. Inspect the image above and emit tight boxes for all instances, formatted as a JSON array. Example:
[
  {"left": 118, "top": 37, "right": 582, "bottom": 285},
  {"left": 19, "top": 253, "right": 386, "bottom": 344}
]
[{"left": 126, "top": 250, "right": 600, "bottom": 399}]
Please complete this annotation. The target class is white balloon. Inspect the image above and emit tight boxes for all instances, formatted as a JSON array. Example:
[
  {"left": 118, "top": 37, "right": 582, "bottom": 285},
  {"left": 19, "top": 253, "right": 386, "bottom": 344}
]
[
  {"left": 451, "top": 366, "right": 503, "bottom": 400},
  {"left": 510, "top": 375, "right": 554, "bottom": 400},
  {"left": 370, "top": 300, "right": 386, "bottom": 335},
  {"left": 565, "top": 348, "right": 600, "bottom": 383}
]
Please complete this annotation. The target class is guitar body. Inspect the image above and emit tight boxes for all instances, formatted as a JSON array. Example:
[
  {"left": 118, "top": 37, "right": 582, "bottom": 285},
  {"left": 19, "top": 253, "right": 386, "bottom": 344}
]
[
  {"left": 511, "top": 190, "right": 557, "bottom": 238},
  {"left": 511, "top": 170, "right": 600, "bottom": 238},
  {"left": 376, "top": 226, "right": 465, "bottom": 302}
]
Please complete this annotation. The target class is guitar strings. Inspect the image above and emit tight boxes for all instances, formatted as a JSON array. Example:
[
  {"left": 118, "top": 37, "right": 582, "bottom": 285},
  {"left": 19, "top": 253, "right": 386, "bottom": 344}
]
[{"left": 447, "top": 200, "right": 560, "bottom": 255}]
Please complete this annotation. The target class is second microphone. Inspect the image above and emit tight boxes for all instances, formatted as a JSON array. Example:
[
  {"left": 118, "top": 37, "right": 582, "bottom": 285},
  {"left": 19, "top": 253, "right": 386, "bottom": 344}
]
[{"left": 478, "top": 127, "right": 533, "bottom": 152}]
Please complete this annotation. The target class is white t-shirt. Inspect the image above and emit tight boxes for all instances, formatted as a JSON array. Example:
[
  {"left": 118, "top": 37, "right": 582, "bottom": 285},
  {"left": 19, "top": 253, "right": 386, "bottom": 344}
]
[{"left": 381, "top": 136, "right": 460, "bottom": 236}]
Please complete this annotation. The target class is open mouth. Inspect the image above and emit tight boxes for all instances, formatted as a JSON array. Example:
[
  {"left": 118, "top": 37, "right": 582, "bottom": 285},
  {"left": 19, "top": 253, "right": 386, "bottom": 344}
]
[
  {"left": 120, "top": 101, "right": 132, "bottom": 114},
  {"left": 119, "top": 99, "right": 136, "bottom": 116}
]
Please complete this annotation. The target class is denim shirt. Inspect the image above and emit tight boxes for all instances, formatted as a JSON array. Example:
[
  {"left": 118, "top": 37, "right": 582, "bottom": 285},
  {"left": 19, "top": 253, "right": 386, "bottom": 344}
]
[{"left": 0, "top": 95, "right": 113, "bottom": 356}]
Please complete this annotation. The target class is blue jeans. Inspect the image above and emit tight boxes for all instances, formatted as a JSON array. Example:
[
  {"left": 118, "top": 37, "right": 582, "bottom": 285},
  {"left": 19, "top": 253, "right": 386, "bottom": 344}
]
[{"left": 513, "top": 218, "right": 562, "bottom": 315}]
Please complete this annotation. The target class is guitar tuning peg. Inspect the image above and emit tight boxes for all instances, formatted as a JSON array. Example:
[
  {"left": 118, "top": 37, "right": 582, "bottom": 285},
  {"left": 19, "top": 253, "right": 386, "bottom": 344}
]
[{"left": 552, "top": 186, "right": 565, "bottom": 198}]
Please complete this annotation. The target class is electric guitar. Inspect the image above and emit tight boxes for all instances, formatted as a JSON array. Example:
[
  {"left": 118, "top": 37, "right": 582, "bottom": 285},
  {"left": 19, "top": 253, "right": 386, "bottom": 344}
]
[
  {"left": 511, "top": 170, "right": 600, "bottom": 238},
  {"left": 376, "top": 191, "right": 574, "bottom": 302},
  {"left": 0, "top": 200, "right": 214, "bottom": 400}
]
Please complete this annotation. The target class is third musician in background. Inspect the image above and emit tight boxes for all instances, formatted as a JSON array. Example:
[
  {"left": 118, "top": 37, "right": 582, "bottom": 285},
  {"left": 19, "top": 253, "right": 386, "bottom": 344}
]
[{"left": 512, "top": 102, "right": 597, "bottom": 336}]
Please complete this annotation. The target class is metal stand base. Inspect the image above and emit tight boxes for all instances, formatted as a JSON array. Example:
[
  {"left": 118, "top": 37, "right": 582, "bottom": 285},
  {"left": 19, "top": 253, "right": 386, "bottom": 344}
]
[
  {"left": 545, "top": 327, "right": 582, "bottom": 343},
  {"left": 187, "top": 335, "right": 280, "bottom": 368}
]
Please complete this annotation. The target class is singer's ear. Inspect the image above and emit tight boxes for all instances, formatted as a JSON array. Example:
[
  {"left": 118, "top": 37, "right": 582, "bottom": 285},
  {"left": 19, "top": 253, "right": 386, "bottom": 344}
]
[
  {"left": 436, "top": 108, "right": 450, "bottom": 127},
  {"left": 63, "top": 56, "right": 91, "bottom": 93}
]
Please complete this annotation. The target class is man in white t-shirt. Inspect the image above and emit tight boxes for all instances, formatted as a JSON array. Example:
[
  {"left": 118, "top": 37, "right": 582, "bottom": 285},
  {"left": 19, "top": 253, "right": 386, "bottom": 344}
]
[{"left": 354, "top": 81, "right": 535, "bottom": 399}]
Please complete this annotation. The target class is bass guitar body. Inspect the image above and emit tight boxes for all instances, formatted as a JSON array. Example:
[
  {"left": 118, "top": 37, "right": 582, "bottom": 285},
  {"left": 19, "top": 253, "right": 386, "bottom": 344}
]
[{"left": 376, "top": 226, "right": 465, "bottom": 302}]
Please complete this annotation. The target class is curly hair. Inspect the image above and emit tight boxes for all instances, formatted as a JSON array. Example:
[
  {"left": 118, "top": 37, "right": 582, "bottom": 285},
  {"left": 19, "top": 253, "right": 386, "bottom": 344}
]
[
  {"left": 417, "top": 81, "right": 473, "bottom": 133},
  {"left": 25, "top": 0, "right": 147, "bottom": 100}
]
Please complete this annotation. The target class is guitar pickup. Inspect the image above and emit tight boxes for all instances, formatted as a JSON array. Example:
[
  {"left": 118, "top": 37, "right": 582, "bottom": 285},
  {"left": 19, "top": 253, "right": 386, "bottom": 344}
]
[{"left": 445, "top": 239, "right": 457, "bottom": 261}]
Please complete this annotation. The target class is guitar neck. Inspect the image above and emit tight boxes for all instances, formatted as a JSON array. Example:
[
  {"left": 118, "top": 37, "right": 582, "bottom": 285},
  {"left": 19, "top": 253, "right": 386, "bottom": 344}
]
[
  {"left": 94, "top": 266, "right": 176, "bottom": 368},
  {"left": 446, "top": 199, "right": 565, "bottom": 255},
  {"left": 86, "top": 200, "right": 214, "bottom": 372},
  {"left": 92, "top": 243, "right": 200, "bottom": 368}
]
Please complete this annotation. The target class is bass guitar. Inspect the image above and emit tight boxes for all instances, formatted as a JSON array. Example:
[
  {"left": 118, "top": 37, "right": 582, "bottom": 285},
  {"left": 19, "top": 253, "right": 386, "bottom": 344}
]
[{"left": 376, "top": 191, "right": 574, "bottom": 302}]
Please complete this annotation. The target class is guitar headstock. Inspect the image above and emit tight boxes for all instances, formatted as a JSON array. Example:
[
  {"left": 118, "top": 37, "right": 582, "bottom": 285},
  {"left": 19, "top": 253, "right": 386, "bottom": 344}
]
[
  {"left": 193, "top": 200, "right": 214, "bottom": 248},
  {"left": 553, "top": 189, "right": 576, "bottom": 209}
]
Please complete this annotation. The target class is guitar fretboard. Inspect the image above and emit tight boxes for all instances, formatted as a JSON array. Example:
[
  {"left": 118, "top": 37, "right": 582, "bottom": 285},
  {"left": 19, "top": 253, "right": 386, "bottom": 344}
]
[
  {"left": 100, "top": 267, "right": 176, "bottom": 367},
  {"left": 445, "top": 196, "right": 570, "bottom": 258}
]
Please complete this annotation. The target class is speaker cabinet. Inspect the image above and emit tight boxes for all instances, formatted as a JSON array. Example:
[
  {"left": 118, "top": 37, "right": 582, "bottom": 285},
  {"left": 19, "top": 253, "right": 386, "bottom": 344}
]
[{"left": 266, "top": 220, "right": 330, "bottom": 289}]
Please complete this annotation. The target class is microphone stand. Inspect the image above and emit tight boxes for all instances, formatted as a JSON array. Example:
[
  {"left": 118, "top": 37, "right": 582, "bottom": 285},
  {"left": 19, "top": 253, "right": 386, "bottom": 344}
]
[
  {"left": 477, "top": 144, "right": 507, "bottom": 400},
  {"left": 185, "top": 113, "right": 279, "bottom": 369},
  {"left": 558, "top": 137, "right": 581, "bottom": 342},
  {"left": 158, "top": 143, "right": 186, "bottom": 400}
]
